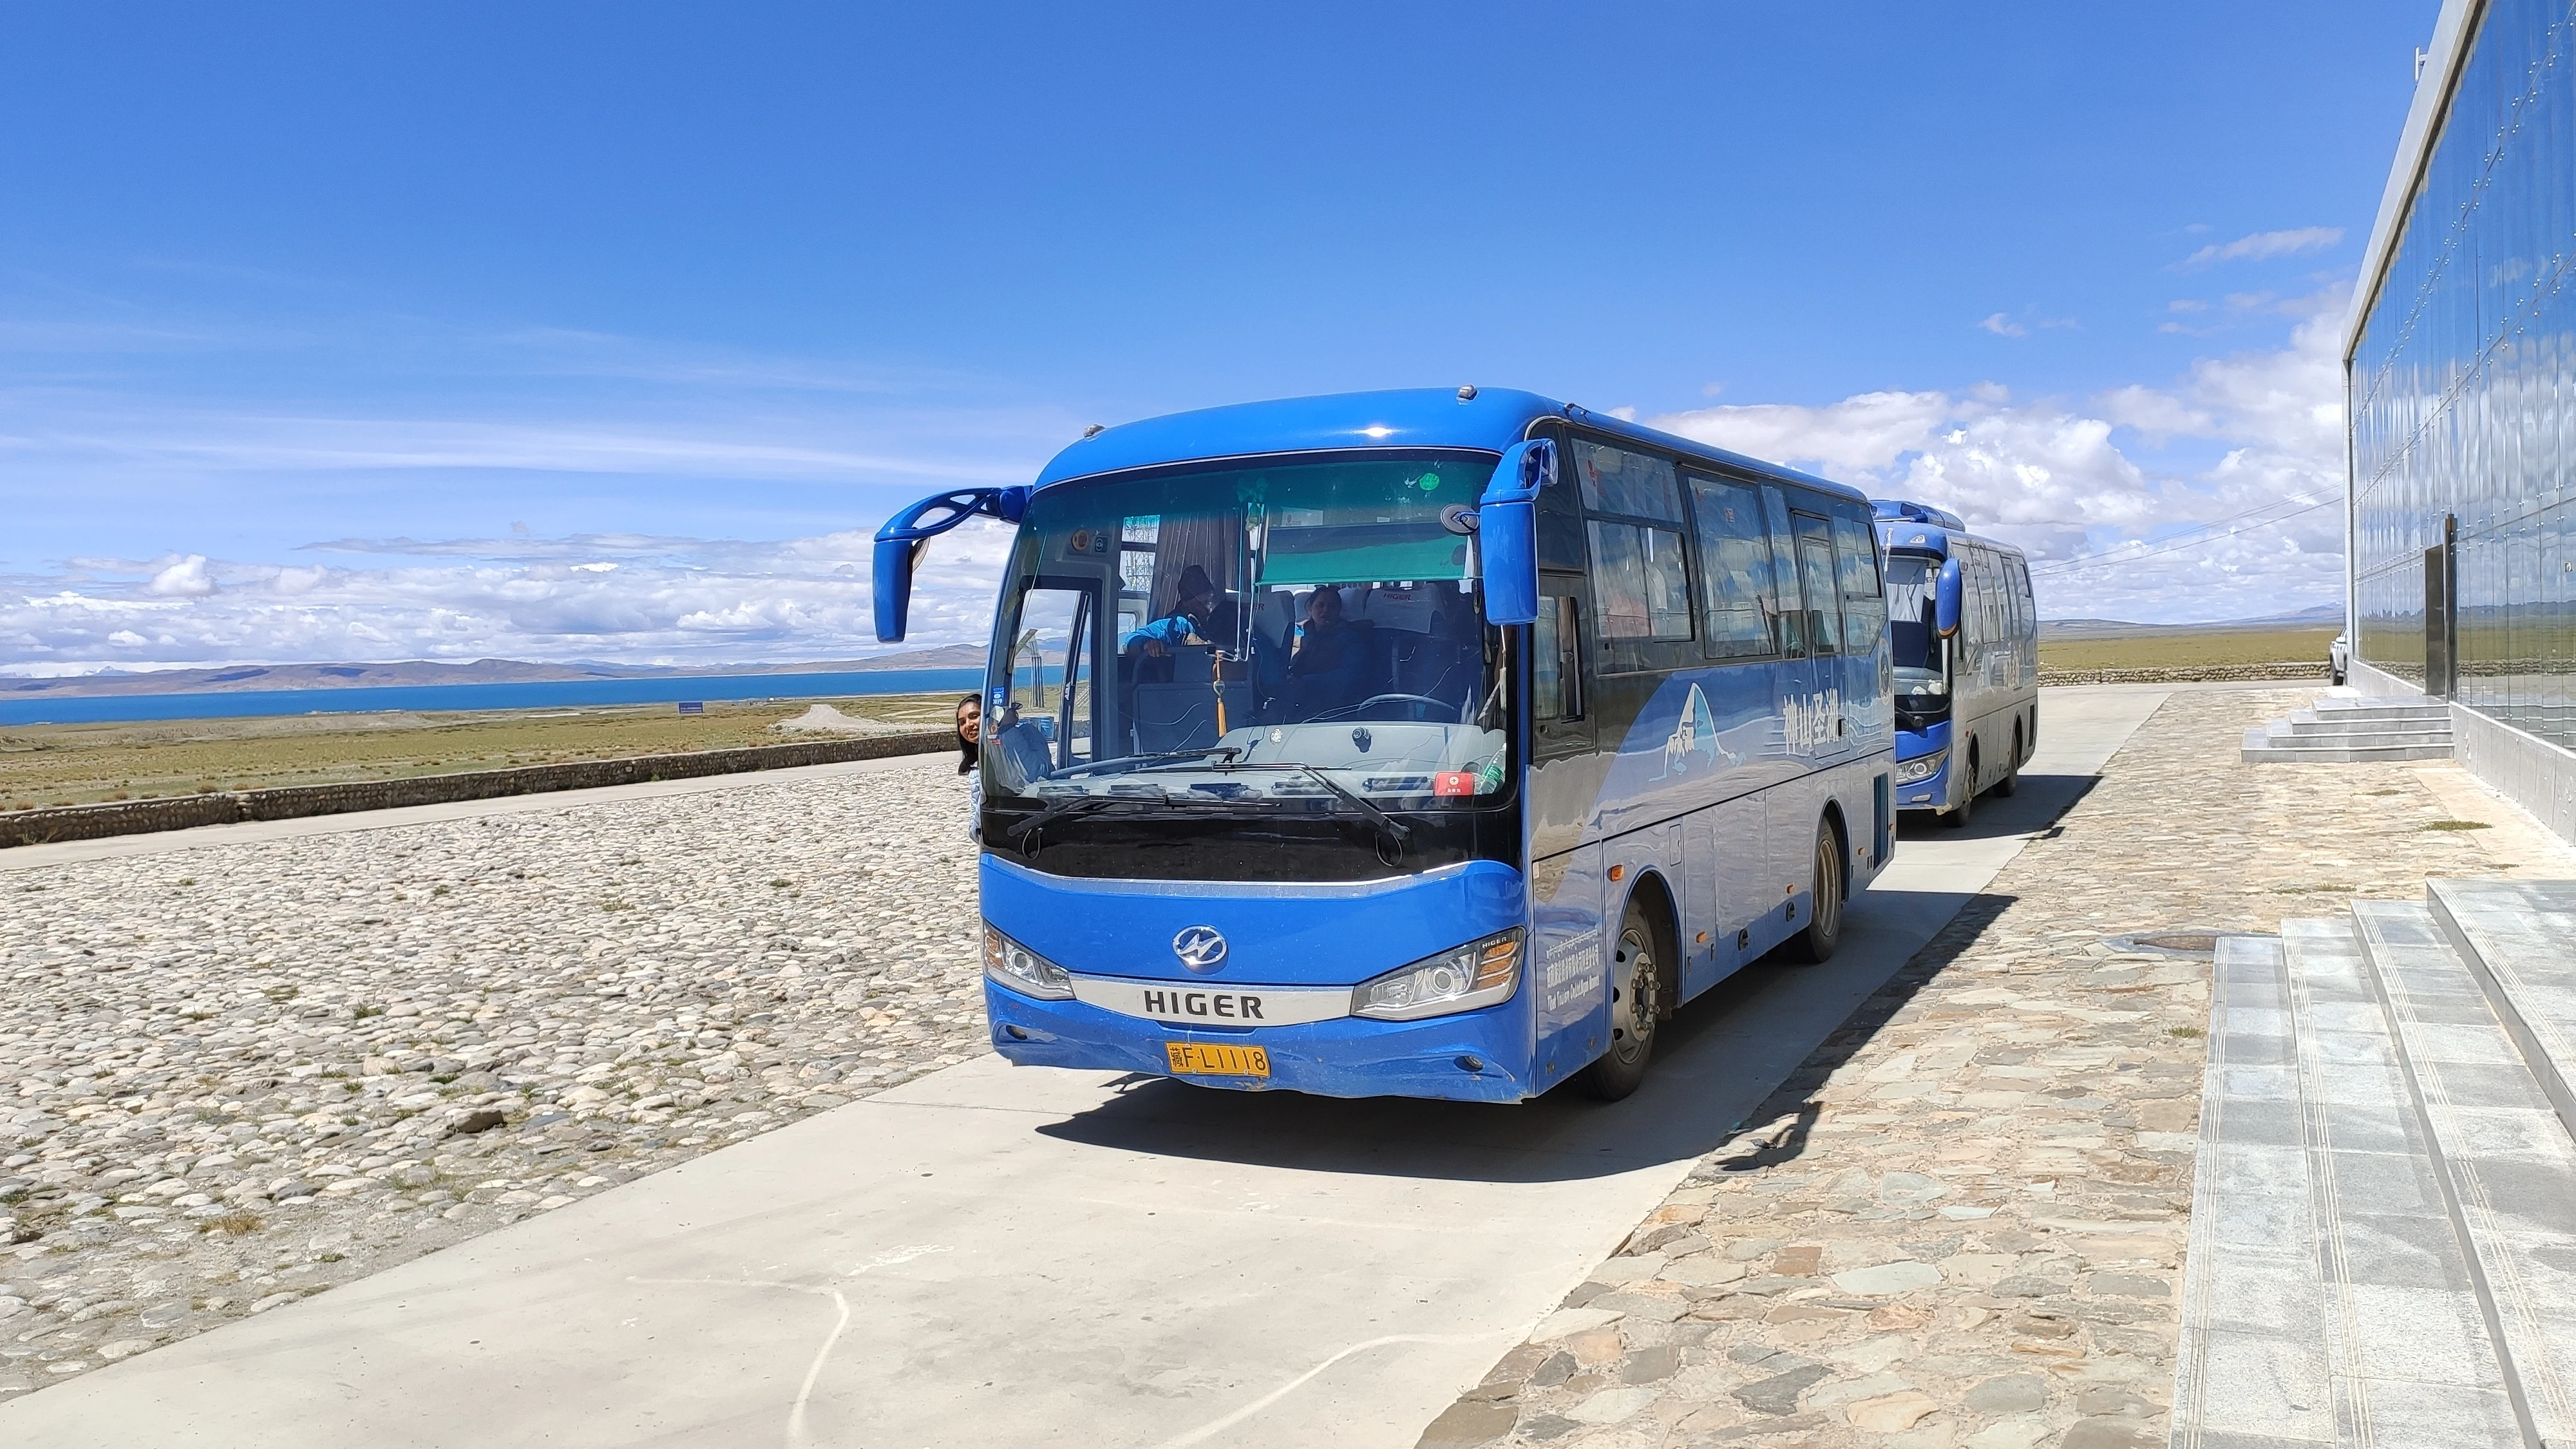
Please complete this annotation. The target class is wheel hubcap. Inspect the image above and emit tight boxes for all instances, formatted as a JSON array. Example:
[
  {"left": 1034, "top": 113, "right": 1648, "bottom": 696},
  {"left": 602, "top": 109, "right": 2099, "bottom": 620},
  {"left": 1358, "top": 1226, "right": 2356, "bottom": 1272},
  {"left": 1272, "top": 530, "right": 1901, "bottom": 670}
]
[{"left": 1608, "top": 927, "right": 1658, "bottom": 1063}]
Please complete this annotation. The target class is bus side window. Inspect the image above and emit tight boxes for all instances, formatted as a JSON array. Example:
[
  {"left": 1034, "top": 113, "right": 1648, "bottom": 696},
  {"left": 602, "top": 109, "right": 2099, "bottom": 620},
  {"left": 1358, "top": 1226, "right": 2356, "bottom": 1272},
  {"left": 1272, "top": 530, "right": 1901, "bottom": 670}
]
[
  {"left": 1533, "top": 592, "right": 1584, "bottom": 723},
  {"left": 1958, "top": 555, "right": 1984, "bottom": 654},
  {"left": 1535, "top": 443, "right": 1587, "bottom": 572},
  {"left": 1792, "top": 512, "right": 1843, "bottom": 657},
  {"left": 1760, "top": 485, "right": 1806, "bottom": 658},
  {"left": 1687, "top": 475, "right": 1777, "bottom": 658},
  {"left": 1831, "top": 504, "right": 1884, "bottom": 657},
  {"left": 1573, "top": 439, "right": 1691, "bottom": 645}
]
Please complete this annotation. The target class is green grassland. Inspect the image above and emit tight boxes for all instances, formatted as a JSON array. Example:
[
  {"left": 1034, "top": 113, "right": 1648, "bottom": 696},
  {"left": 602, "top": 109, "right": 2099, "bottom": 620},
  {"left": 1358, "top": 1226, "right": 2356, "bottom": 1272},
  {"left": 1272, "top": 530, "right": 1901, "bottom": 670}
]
[
  {"left": 2038, "top": 627, "right": 2336, "bottom": 673},
  {"left": 0, "top": 692, "right": 963, "bottom": 810}
]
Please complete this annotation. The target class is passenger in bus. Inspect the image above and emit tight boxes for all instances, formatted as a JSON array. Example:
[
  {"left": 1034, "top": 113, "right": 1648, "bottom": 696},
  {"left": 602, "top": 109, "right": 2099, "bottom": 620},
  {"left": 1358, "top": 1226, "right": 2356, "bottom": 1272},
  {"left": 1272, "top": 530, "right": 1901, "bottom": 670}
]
[
  {"left": 1285, "top": 585, "right": 1371, "bottom": 718},
  {"left": 1123, "top": 564, "right": 1222, "bottom": 663}
]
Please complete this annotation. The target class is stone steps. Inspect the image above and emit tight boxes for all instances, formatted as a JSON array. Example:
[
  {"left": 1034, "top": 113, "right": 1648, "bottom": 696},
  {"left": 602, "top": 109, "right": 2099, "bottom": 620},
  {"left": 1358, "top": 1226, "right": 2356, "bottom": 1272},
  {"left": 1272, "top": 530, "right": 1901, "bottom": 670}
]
[
  {"left": 2428, "top": 879, "right": 2576, "bottom": 1142},
  {"left": 2352, "top": 899, "right": 2576, "bottom": 1447},
  {"left": 2171, "top": 883, "right": 2576, "bottom": 1447},
  {"left": 2242, "top": 694, "right": 2455, "bottom": 764},
  {"left": 2239, "top": 728, "right": 2458, "bottom": 764}
]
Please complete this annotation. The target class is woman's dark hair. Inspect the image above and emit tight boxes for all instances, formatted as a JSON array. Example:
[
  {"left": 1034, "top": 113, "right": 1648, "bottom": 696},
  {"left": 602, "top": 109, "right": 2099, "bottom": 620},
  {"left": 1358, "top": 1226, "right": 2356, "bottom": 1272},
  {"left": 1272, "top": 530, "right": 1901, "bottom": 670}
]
[{"left": 954, "top": 694, "right": 981, "bottom": 775}]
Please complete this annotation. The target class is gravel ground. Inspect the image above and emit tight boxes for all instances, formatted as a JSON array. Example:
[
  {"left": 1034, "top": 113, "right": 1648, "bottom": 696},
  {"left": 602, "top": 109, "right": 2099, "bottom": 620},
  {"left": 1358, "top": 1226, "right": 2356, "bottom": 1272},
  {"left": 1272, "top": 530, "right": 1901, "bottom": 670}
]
[{"left": 0, "top": 755, "right": 980, "bottom": 1399}]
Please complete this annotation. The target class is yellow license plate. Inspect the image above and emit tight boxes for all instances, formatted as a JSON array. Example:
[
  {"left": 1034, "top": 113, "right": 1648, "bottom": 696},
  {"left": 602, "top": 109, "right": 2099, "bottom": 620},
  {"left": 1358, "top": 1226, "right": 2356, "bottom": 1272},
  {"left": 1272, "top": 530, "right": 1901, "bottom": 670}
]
[{"left": 1164, "top": 1042, "right": 1271, "bottom": 1078}]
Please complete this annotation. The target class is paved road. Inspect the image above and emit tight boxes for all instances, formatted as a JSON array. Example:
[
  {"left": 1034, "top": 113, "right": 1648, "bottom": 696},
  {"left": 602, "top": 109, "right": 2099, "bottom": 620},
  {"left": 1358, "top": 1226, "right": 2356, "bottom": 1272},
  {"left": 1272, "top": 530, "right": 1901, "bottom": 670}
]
[{"left": 0, "top": 687, "right": 2174, "bottom": 1448}]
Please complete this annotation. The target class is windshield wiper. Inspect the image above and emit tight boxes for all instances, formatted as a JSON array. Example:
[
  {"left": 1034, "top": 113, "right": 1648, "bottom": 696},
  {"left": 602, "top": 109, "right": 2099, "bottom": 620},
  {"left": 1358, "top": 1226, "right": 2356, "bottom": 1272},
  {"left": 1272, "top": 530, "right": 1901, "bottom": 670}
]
[
  {"left": 1048, "top": 746, "right": 1244, "bottom": 779},
  {"left": 1002, "top": 784, "right": 1282, "bottom": 845},
  {"left": 1003, "top": 793, "right": 1124, "bottom": 843},
  {"left": 1287, "top": 764, "right": 1412, "bottom": 844}
]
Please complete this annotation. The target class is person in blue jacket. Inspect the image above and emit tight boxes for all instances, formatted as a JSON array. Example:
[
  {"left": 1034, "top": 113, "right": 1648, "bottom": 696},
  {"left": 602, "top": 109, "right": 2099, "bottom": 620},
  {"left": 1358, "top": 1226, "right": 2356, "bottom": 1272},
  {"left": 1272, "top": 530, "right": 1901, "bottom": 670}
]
[{"left": 1123, "top": 563, "right": 1220, "bottom": 663}]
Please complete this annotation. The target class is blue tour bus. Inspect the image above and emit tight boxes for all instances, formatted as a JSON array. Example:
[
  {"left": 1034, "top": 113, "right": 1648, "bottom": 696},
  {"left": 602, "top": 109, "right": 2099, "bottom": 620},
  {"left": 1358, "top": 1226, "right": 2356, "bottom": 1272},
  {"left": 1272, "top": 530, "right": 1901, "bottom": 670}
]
[
  {"left": 876, "top": 389, "right": 1895, "bottom": 1102},
  {"left": 1874, "top": 500, "right": 2039, "bottom": 828}
]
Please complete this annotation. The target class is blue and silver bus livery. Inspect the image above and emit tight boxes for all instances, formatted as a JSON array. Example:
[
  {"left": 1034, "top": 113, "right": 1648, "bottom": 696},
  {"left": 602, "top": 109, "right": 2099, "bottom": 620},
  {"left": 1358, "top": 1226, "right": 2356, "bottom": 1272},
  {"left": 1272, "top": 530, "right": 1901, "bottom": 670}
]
[
  {"left": 1873, "top": 500, "right": 2038, "bottom": 828},
  {"left": 877, "top": 389, "right": 1897, "bottom": 1103}
]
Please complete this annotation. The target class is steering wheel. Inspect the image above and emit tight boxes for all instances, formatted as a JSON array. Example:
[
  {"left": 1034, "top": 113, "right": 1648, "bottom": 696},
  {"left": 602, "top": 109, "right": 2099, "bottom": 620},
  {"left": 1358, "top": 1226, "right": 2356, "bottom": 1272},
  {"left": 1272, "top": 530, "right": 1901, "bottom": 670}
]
[{"left": 1316, "top": 693, "right": 1450, "bottom": 723}]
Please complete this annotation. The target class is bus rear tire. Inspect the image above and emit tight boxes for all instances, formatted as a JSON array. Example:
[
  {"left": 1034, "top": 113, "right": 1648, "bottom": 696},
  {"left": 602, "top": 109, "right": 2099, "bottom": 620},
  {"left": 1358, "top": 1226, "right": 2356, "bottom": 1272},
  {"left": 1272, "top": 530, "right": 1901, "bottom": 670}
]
[
  {"left": 1994, "top": 727, "right": 2021, "bottom": 797},
  {"left": 1578, "top": 899, "right": 1662, "bottom": 1101},
  {"left": 1786, "top": 819, "right": 1844, "bottom": 964}
]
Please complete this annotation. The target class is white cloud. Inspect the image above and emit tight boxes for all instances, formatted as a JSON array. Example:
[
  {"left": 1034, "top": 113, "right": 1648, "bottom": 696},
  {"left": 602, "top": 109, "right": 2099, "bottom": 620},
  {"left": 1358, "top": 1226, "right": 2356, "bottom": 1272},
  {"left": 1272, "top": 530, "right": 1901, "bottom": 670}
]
[
  {"left": 0, "top": 522, "right": 1015, "bottom": 672},
  {"left": 1978, "top": 313, "right": 2029, "bottom": 338},
  {"left": 2181, "top": 227, "right": 2344, "bottom": 267},
  {"left": 1647, "top": 286, "right": 2351, "bottom": 622},
  {"left": 144, "top": 554, "right": 218, "bottom": 597}
]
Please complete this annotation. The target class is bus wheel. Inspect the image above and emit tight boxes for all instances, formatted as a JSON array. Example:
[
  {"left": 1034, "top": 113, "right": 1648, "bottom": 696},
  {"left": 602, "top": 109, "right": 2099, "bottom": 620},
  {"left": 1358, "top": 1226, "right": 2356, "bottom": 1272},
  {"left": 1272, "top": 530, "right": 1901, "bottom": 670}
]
[
  {"left": 1941, "top": 753, "right": 1976, "bottom": 829},
  {"left": 1579, "top": 900, "right": 1662, "bottom": 1101},
  {"left": 1786, "top": 819, "right": 1844, "bottom": 963},
  {"left": 1995, "top": 726, "right": 2022, "bottom": 797}
]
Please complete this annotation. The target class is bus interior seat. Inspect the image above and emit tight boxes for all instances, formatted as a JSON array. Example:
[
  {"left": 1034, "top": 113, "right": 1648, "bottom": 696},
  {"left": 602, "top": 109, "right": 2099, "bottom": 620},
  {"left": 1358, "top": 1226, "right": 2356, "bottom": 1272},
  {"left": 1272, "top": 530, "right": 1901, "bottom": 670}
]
[
  {"left": 1159, "top": 643, "right": 1218, "bottom": 683},
  {"left": 1133, "top": 682, "right": 1253, "bottom": 753},
  {"left": 1251, "top": 590, "right": 1297, "bottom": 650}
]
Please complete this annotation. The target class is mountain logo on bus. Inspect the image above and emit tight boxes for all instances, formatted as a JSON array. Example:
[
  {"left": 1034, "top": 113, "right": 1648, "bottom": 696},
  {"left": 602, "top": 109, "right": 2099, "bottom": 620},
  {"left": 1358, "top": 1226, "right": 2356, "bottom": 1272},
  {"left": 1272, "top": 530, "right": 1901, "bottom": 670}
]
[{"left": 1656, "top": 683, "right": 1728, "bottom": 780}]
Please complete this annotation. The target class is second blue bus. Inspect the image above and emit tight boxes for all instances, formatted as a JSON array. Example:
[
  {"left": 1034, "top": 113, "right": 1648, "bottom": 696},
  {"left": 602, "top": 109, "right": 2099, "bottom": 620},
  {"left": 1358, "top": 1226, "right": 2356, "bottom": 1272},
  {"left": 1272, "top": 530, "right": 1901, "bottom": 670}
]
[{"left": 1874, "top": 500, "right": 2039, "bottom": 827}]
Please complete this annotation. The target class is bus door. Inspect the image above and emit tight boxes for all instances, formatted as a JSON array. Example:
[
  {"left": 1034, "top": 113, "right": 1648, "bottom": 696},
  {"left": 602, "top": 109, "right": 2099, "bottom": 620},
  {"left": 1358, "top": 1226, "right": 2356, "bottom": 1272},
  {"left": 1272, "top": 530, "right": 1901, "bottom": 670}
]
[
  {"left": 1753, "top": 488, "right": 1820, "bottom": 939},
  {"left": 1526, "top": 569, "right": 1611, "bottom": 1092}
]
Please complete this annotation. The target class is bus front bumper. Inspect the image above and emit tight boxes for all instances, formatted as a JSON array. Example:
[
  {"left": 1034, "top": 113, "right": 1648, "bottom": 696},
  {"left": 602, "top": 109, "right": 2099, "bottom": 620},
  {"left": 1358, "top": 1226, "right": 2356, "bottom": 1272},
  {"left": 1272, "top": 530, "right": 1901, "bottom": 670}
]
[{"left": 983, "top": 981, "right": 1537, "bottom": 1103}]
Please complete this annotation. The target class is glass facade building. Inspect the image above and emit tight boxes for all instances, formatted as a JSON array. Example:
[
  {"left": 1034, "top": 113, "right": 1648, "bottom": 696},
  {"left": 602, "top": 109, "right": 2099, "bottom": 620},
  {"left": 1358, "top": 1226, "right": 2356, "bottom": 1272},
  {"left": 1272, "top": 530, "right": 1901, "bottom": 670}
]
[{"left": 2351, "top": 0, "right": 2576, "bottom": 752}]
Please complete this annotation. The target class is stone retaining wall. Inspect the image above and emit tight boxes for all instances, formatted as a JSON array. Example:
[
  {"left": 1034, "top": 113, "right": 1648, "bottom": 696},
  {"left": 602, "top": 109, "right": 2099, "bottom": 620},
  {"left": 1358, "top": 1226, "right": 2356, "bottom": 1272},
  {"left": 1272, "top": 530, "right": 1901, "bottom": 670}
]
[
  {"left": 2038, "top": 661, "right": 2329, "bottom": 687},
  {"left": 0, "top": 732, "right": 951, "bottom": 849}
]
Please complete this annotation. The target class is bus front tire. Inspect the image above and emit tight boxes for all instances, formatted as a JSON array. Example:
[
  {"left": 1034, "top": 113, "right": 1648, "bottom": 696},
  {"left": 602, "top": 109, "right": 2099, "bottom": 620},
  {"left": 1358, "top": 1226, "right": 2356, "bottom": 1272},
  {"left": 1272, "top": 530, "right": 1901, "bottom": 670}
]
[
  {"left": 1941, "top": 756, "right": 1976, "bottom": 829},
  {"left": 1578, "top": 900, "right": 1662, "bottom": 1101},
  {"left": 1786, "top": 819, "right": 1844, "bottom": 964}
]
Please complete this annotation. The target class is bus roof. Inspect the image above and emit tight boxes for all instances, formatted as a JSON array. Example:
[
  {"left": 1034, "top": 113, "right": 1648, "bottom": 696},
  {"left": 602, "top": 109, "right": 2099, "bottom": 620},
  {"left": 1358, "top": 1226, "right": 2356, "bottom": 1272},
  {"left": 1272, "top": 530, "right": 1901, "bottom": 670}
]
[
  {"left": 1871, "top": 498, "right": 2025, "bottom": 562},
  {"left": 1032, "top": 386, "right": 1866, "bottom": 502}
]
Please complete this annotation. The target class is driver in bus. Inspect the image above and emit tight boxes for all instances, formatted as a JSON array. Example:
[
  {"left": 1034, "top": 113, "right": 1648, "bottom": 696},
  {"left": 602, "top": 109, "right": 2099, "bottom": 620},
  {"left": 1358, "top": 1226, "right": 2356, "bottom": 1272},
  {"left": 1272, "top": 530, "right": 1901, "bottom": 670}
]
[{"left": 1285, "top": 585, "right": 1370, "bottom": 718}]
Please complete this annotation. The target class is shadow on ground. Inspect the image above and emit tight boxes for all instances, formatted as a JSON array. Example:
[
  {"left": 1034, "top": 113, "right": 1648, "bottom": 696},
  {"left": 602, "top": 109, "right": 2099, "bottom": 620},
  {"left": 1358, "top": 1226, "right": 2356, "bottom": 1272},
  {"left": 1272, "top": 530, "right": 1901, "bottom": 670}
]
[
  {"left": 1893, "top": 773, "right": 2101, "bottom": 842},
  {"left": 1034, "top": 890, "right": 2022, "bottom": 1186}
]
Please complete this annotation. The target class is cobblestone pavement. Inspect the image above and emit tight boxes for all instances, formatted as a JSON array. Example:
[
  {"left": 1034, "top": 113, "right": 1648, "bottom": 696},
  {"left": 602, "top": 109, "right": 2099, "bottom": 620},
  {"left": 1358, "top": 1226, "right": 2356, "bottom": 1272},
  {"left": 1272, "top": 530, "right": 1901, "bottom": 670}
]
[
  {"left": 0, "top": 757, "right": 979, "bottom": 1399},
  {"left": 1418, "top": 688, "right": 2576, "bottom": 1449}
]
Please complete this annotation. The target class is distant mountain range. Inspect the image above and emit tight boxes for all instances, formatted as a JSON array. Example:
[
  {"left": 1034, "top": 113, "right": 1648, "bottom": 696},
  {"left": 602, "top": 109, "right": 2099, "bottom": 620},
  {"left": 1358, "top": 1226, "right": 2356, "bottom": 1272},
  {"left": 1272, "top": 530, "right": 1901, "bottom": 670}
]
[
  {"left": 3, "top": 609, "right": 2343, "bottom": 697},
  {"left": 2040, "top": 603, "right": 2342, "bottom": 639},
  {"left": 0, "top": 643, "right": 989, "bottom": 698}
]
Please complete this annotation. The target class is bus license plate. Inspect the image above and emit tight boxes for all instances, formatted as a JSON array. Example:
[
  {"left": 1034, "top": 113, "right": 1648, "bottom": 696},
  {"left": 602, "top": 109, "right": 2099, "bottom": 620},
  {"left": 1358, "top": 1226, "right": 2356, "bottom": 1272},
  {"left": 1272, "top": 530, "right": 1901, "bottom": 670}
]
[{"left": 1164, "top": 1042, "right": 1271, "bottom": 1078}]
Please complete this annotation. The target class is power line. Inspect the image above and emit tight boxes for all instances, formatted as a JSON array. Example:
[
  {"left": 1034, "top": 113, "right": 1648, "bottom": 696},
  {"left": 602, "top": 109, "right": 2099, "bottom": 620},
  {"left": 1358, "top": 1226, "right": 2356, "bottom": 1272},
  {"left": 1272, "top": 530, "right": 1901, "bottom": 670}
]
[{"left": 2028, "top": 497, "right": 2338, "bottom": 577}]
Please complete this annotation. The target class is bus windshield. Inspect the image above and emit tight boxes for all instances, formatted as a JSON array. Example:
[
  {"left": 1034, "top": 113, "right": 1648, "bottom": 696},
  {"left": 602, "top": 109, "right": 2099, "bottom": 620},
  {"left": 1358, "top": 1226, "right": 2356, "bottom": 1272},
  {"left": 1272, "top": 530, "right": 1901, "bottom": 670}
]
[{"left": 980, "top": 451, "right": 1512, "bottom": 843}]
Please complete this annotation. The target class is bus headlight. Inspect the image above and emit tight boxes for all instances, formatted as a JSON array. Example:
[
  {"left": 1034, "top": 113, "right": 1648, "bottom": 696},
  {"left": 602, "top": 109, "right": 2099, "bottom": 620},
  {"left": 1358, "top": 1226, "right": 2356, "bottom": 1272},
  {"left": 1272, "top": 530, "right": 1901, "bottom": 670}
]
[
  {"left": 983, "top": 924, "right": 1073, "bottom": 999},
  {"left": 1895, "top": 750, "right": 1946, "bottom": 784},
  {"left": 1352, "top": 929, "right": 1524, "bottom": 1021}
]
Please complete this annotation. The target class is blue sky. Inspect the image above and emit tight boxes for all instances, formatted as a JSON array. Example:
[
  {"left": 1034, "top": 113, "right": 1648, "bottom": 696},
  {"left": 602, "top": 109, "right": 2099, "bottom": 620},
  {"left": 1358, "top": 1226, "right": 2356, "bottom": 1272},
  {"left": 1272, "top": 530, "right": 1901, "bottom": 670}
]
[{"left": 3, "top": 1, "right": 2436, "bottom": 668}]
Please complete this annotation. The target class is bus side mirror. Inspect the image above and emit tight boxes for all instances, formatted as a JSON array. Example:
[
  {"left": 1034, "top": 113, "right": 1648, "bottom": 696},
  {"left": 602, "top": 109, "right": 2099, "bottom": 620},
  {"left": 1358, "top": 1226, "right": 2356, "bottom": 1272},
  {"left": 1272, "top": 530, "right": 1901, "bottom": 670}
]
[
  {"left": 1935, "top": 557, "right": 1963, "bottom": 638},
  {"left": 872, "top": 536, "right": 928, "bottom": 643},
  {"left": 871, "top": 486, "right": 1029, "bottom": 642},
  {"left": 1476, "top": 439, "right": 1555, "bottom": 627}
]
